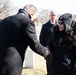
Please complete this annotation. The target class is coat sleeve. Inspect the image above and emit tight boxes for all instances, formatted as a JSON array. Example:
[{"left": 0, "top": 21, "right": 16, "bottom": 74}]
[{"left": 24, "top": 21, "right": 46, "bottom": 57}]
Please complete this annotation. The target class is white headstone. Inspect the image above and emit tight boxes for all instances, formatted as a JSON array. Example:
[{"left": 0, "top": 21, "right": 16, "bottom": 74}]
[
  {"left": 23, "top": 26, "right": 42, "bottom": 69},
  {"left": 23, "top": 47, "right": 35, "bottom": 69}
]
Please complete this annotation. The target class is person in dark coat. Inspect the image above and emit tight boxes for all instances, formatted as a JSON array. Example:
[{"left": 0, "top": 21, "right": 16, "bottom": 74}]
[
  {"left": 47, "top": 13, "right": 75, "bottom": 75},
  {"left": 39, "top": 10, "right": 57, "bottom": 47},
  {"left": 0, "top": 4, "right": 50, "bottom": 75},
  {"left": 39, "top": 10, "right": 57, "bottom": 75}
]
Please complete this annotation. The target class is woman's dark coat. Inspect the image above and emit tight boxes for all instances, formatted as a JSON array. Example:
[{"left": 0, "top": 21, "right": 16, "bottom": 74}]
[{"left": 47, "top": 25, "right": 75, "bottom": 75}]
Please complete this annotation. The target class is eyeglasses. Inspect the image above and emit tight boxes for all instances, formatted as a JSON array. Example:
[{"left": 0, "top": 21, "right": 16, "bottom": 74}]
[{"left": 58, "top": 21, "right": 64, "bottom": 25}]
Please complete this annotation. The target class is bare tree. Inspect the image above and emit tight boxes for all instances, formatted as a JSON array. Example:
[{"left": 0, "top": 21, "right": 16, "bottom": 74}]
[
  {"left": 38, "top": 9, "right": 50, "bottom": 24},
  {"left": 0, "top": 0, "right": 14, "bottom": 19}
]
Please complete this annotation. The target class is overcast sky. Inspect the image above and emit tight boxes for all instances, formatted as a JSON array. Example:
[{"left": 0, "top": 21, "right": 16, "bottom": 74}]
[{"left": 10, "top": 0, "right": 76, "bottom": 14}]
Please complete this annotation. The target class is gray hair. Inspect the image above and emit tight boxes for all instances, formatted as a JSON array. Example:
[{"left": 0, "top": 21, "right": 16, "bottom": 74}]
[{"left": 23, "top": 4, "right": 38, "bottom": 14}]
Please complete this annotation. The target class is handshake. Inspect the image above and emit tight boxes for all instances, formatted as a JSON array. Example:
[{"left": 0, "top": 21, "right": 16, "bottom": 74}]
[{"left": 45, "top": 47, "right": 51, "bottom": 58}]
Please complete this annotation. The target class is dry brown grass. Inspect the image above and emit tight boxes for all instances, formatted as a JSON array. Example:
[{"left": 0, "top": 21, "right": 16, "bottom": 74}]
[{"left": 22, "top": 53, "right": 47, "bottom": 75}]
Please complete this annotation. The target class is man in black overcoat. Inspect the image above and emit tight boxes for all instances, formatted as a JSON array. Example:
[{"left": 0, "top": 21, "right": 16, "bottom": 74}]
[{"left": 0, "top": 4, "right": 50, "bottom": 75}]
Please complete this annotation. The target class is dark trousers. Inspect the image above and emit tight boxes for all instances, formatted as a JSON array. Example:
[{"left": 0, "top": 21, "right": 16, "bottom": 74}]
[{"left": 46, "top": 54, "right": 53, "bottom": 75}]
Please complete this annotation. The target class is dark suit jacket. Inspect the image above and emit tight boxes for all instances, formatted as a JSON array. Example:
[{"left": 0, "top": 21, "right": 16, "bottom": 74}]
[
  {"left": 39, "top": 20, "right": 57, "bottom": 47},
  {"left": 0, "top": 9, "right": 46, "bottom": 62}
]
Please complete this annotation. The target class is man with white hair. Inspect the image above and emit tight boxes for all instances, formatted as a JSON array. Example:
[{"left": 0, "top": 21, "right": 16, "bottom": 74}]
[
  {"left": 39, "top": 10, "right": 57, "bottom": 75},
  {"left": 40, "top": 10, "right": 57, "bottom": 47}
]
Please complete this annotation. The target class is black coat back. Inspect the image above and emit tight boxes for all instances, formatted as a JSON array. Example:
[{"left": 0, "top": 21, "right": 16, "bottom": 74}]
[{"left": 0, "top": 9, "right": 46, "bottom": 61}]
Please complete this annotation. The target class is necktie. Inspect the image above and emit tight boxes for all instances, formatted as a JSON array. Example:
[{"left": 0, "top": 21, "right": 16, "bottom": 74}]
[{"left": 52, "top": 24, "right": 54, "bottom": 27}]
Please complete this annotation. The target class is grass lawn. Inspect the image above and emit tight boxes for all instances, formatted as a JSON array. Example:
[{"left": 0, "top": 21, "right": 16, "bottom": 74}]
[{"left": 22, "top": 53, "right": 47, "bottom": 75}]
